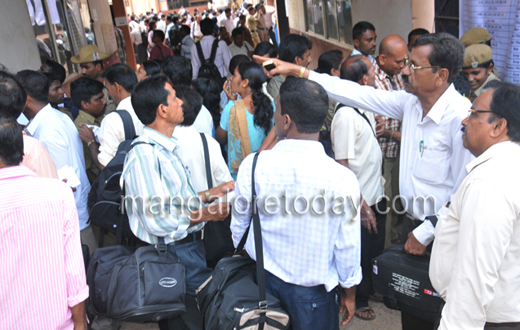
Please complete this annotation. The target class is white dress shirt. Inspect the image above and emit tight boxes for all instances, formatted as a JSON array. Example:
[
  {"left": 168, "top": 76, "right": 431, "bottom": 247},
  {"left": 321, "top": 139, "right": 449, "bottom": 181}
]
[
  {"left": 332, "top": 105, "right": 384, "bottom": 206},
  {"left": 264, "top": 6, "right": 276, "bottom": 27},
  {"left": 190, "top": 21, "right": 202, "bottom": 39},
  {"left": 156, "top": 19, "right": 166, "bottom": 33},
  {"left": 350, "top": 48, "right": 374, "bottom": 63},
  {"left": 191, "top": 105, "right": 214, "bottom": 136},
  {"left": 309, "top": 71, "right": 474, "bottom": 246},
  {"left": 219, "top": 17, "right": 236, "bottom": 35},
  {"left": 130, "top": 26, "right": 142, "bottom": 45},
  {"left": 26, "top": 104, "right": 90, "bottom": 230},
  {"left": 231, "top": 139, "right": 362, "bottom": 291},
  {"left": 430, "top": 141, "right": 520, "bottom": 329},
  {"left": 98, "top": 96, "right": 144, "bottom": 166},
  {"left": 191, "top": 35, "right": 232, "bottom": 79},
  {"left": 173, "top": 126, "right": 232, "bottom": 192},
  {"left": 228, "top": 41, "right": 253, "bottom": 57}
]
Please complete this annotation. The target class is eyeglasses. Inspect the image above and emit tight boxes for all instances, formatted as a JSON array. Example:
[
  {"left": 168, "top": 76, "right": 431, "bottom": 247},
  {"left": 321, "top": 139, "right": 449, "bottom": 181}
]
[
  {"left": 403, "top": 57, "right": 441, "bottom": 73},
  {"left": 467, "top": 109, "right": 494, "bottom": 118}
]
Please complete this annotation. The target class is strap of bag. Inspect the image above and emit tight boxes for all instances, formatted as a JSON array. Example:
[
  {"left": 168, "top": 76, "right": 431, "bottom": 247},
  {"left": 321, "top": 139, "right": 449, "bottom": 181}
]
[
  {"left": 107, "top": 264, "right": 122, "bottom": 313},
  {"left": 116, "top": 110, "right": 137, "bottom": 140},
  {"left": 235, "top": 152, "right": 260, "bottom": 252},
  {"left": 200, "top": 133, "right": 213, "bottom": 189},
  {"left": 195, "top": 41, "right": 206, "bottom": 64},
  {"left": 209, "top": 39, "right": 219, "bottom": 64},
  {"left": 337, "top": 103, "right": 376, "bottom": 137}
]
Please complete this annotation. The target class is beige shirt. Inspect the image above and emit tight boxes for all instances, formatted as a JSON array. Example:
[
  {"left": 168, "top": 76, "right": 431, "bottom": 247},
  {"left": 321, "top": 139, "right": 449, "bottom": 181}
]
[
  {"left": 431, "top": 141, "right": 520, "bottom": 329},
  {"left": 21, "top": 134, "right": 58, "bottom": 179},
  {"left": 97, "top": 96, "right": 144, "bottom": 166},
  {"left": 74, "top": 110, "right": 104, "bottom": 175},
  {"left": 331, "top": 105, "right": 384, "bottom": 206},
  {"left": 172, "top": 126, "right": 232, "bottom": 192}
]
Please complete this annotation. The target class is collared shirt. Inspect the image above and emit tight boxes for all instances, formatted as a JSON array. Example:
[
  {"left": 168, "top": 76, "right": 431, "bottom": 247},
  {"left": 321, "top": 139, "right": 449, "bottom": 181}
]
[
  {"left": 332, "top": 105, "right": 384, "bottom": 206},
  {"left": 0, "top": 166, "right": 89, "bottom": 330},
  {"left": 228, "top": 41, "right": 253, "bottom": 57},
  {"left": 98, "top": 96, "right": 144, "bottom": 166},
  {"left": 173, "top": 126, "right": 232, "bottom": 192},
  {"left": 192, "top": 105, "right": 214, "bottom": 136},
  {"left": 121, "top": 127, "right": 205, "bottom": 245},
  {"left": 26, "top": 104, "right": 91, "bottom": 230},
  {"left": 181, "top": 35, "right": 195, "bottom": 59},
  {"left": 191, "top": 35, "right": 232, "bottom": 79},
  {"left": 130, "top": 26, "right": 142, "bottom": 45},
  {"left": 219, "top": 17, "right": 235, "bottom": 36},
  {"left": 156, "top": 19, "right": 166, "bottom": 33},
  {"left": 309, "top": 71, "right": 474, "bottom": 246},
  {"left": 264, "top": 6, "right": 276, "bottom": 27},
  {"left": 374, "top": 61, "right": 404, "bottom": 158},
  {"left": 430, "top": 141, "right": 520, "bottom": 329},
  {"left": 75, "top": 110, "right": 104, "bottom": 176},
  {"left": 470, "top": 72, "right": 500, "bottom": 102},
  {"left": 231, "top": 139, "right": 362, "bottom": 291},
  {"left": 351, "top": 48, "right": 374, "bottom": 63},
  {"left": 190, "top": 21, "right": 202, "bottom": 39},
  {"left": 21, "top": 134, "right": 58, "bottom": 179}
]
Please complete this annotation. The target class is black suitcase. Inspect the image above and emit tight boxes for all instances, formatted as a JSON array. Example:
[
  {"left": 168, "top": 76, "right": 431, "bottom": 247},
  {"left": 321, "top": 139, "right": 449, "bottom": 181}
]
[{"left": 372, "top": 245, "right": 443, "bottom": 323}]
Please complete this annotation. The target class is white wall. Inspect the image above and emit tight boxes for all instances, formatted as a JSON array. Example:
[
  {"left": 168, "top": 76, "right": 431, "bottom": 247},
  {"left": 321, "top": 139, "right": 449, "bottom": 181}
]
[
  {"left": 0, "top": 0, "right": 41, "bottom": 72},
  {"left": 88, "top": 0, "right": 116, "bottom": 54}
]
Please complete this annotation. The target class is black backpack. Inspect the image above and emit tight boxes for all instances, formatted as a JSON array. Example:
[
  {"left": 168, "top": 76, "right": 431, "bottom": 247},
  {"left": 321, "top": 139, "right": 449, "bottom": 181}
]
[
  {"left": 195, "top": 39, "right": 222, "bottom": 80},
  {"left": 88, "top": 110, "right": 139, "bottom": 245},
  {"left": 168, "top": 24, "right": 181, "bottom": 55}
]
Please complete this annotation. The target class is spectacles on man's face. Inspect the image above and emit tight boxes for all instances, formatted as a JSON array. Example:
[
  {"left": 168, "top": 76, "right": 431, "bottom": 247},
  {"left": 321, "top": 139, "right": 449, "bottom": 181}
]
[
  {"left": 467, "top": 109, "right": 494, "bottom": 118},
  {"left": 403, "top": 57, "right": 441, "bottom": 73}
]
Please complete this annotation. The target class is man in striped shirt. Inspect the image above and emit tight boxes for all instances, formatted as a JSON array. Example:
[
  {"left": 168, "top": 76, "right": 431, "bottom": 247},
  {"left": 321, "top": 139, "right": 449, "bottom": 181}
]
[
  {"left": 121, "top": 75, "right": 233, "bottom": 330},
  {"left": 373, "top": 34, "right": 407, "bottom": 247},
  {"left": 0, "top": 118, "right": 88, "bottom": 330}
]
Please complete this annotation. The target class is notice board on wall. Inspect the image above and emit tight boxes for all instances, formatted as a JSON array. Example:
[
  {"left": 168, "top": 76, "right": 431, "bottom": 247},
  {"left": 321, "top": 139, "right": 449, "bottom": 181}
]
[{"left": 460, "top": 0, "right": 520, "bottom": 84}]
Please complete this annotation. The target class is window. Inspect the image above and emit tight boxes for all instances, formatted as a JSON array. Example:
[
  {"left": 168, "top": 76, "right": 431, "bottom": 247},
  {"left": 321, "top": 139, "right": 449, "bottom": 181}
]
[{"left": 305, "top": 0, "right": 352, "bottom": 44}]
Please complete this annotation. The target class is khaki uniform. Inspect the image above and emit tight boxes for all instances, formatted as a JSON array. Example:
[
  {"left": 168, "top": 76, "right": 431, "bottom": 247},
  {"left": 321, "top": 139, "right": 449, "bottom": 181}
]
[
  {"left": 469, "top": 73, "right": 500, "bottom": 102},
  {"left": 256, "top": 12, "right": 269, "bottom": 42},
  {"left": 246, "top": 14, "right": 261, "bottom": 47},
  {"left": 74, "top": 110, "right": 104, "bottom": 176},
  {"left": 104, "top": 88, "right": 116, "bottom": 114}
]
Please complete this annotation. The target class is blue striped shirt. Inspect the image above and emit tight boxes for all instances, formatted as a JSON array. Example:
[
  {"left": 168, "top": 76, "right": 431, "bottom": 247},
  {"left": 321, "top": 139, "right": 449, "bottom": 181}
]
[{"left": 121, "top": 127, "right": 205, "bottom": 244}]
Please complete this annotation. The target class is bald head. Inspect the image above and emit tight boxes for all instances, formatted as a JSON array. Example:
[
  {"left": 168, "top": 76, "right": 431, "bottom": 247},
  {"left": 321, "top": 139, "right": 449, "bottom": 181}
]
[
  {"left": 377, "top": 34, "right": 408, "bottom": 76},
  {"left": 340, "top": 55, "right": 375, "bottom": 86}
]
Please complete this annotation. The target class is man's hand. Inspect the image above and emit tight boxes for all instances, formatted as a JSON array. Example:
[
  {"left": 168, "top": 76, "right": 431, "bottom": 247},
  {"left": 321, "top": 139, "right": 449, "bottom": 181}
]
[
  {"left": 340, "top": 286, "right": 356, "bottom": 326},
  {"left": 361, "top": 199, "right": 377, "bottom": 234},
  {"left": 190, "top": 202, "right": 230, "bottom": 222},
  {"left": 209, "top": 180, "right": 236, "bottom": 200},
  {"left": 375, "top": 115, "right": 385, "bottom": 137},
  {"left": 252, "top": 55, "right": 302, "bottom": 78},
  {"left": 404, "top": 232, "right": 427, "bottom": 256},
  {"left": 79, "top": 125, "right": 96, "bottom": 144}
]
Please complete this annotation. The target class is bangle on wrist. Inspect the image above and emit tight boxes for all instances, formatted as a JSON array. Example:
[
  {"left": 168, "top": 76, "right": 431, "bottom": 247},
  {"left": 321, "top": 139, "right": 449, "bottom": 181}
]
[
  {"left": 298, "top": 66, "right": 306, "bottom": 78},
  {"left": 205, "top": 190, "right": 211, "bottom": 203},
  {"left": 390, "top": 130, "right": 395, "bottom": 141},
  {"left": 87, "top": 140, "right": 96, "bottom": 147}
]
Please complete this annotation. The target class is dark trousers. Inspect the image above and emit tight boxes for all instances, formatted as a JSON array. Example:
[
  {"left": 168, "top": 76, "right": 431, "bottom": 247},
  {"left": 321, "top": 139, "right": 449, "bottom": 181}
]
[
  {"left": 264, "top": 271, "right": 339, "bottom": 330},
  {"left": 158, "top": 240, "right": 212, "bottom": 330},
  {"left": 356, "top": 198, "right": 386, "bottom": 309},
  {"left": 402, "top": 312, "right": 435, "bottom": 330}
]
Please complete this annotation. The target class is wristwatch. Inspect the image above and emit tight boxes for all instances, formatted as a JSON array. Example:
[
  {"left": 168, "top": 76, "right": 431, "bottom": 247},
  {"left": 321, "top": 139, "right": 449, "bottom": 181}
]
[{"left": 205, "top": 190, "right": 211, "bottom": 203}]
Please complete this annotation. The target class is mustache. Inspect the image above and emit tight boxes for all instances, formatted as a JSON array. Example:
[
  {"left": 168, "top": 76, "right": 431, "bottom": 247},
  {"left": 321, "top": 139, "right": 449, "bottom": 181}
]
[
  {"left": 461, "top": 126, "right": 466, "bottom": 133},
  {"left": 402, "top": 75, "right": 409, "bottom": 84}
]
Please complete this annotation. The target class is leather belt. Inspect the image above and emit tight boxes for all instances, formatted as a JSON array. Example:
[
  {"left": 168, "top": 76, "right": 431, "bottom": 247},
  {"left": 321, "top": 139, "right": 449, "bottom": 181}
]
[
  {"left": 168, "top": 231, "right": 202, "bottom": 246},
  {"left": 485, "top": 322, "right": 520, "bottom": 327}
]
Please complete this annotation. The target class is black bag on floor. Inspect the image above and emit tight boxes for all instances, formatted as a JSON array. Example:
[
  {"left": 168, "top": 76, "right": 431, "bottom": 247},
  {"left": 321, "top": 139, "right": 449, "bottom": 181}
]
[
  {"left": 371, "top": 245, "right": 443, "bottom": 323},
  {"left": 200, "top": 133, "right": 234, "bottom": 267},
  {"left": 196, "top": 153, "right": 290, "bottom": 330}
]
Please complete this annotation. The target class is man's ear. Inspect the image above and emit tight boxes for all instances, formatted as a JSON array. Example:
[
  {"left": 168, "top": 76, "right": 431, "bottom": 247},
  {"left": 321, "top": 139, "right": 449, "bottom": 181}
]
[
  {"left": 378, "top": 54, "right": 386, "bottom": 66},
  {"left": 491, "top": 117, "right": 508, "bottom": 139},
  {"left": 283, "top": 113, "right": 292, "bottom": 132},
  {"left": 359, "top": 74, "right": 368, "bottom": 86},
  {"left": 157, "top": 103, "right": 168, "bottom": 120},
  {"left": 436, "top": 68, "right": 449, "bottom": 86},
  {"left": 353, "top": 38, "right": 360, "bottom": 49},
  {"left": 81, "top": 100, "right": 90, "bottom": 111}
]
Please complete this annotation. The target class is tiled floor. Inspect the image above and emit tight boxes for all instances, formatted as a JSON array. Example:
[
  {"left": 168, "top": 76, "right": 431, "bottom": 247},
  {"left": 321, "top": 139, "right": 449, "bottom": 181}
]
[{"left": 118, "top": 299, "right": 401, "bottom": 330}]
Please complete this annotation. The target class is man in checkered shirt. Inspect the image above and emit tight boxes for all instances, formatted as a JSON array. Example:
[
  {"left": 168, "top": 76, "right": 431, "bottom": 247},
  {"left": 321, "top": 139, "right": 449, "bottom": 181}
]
[{"left": 373, "top": 34, "right": 408, "bottom": 247}]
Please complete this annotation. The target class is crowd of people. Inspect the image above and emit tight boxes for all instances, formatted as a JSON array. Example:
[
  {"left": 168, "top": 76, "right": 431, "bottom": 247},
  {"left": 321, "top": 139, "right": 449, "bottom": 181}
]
[{"left": 1, "top": 8, "right": 519, "bottom": 330}]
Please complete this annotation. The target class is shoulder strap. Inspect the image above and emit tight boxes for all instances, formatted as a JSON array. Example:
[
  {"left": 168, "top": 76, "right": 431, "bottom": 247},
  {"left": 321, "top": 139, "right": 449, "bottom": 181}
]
[
  {"left": 116, "top": 110, "right": 136, "bottom": 140},
  {"left": 195, "top": 41, "right": 206, "bottom": 64},
  {"left": 200, "top": 133, "right": 213, "bottom": 189},
  {"left": 337, "top": 104, "right": 376, "bottom": 137},
  {"left": 209, "top": 39, "right": 219, "bottom": 64}
]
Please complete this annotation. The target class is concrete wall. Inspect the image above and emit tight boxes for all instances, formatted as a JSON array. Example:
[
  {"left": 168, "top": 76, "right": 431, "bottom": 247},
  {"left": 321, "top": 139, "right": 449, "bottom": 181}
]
[
  {"left": 88, "top": 0, "right": 115, "bottom": 54},
  {"left": 0, "top": 0, "right": 41, "bottom": 72},
  {"left": 412, "top": 0, "right": 435, "bottom": 32}
]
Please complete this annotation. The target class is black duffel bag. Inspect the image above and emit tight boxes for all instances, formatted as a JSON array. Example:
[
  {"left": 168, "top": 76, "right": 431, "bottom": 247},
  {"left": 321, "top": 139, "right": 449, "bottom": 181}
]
[
  {"left": 372, "top": 245, "right": 443, "bottom": 323},
  {"left": 196, "top": 152, "right": 290, "bottom": 330},
  {"left": 87, "top": 194, "right": 186, "bottom": 322}
]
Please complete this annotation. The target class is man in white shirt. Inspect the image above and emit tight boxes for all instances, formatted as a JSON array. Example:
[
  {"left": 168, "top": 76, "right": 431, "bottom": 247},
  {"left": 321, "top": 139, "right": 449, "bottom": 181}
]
[
  {"left": 162, "top": 56, "right": 214, "bottom": 135},
  {"left": 431, "top": 82, "right": 520, "bottom": 330},
  {"left": 332, "top": 55, "right": 385, "bottom": 321},
  {"left": 79, "top": 64, "right": 143, "bottom": 169},
  {"left": 351, "top": 21, "right": 376, "bottom": 63},
  {"left": 231, "top": 78, "right": 361, "bottom": 329},
  {"left": 190, "top": 14, "right": 202, "bottom": 41},
  {"left": 219, "top": 8, "right": 236, "bottom": 42},
  {"left": 178, "top": 25, "right": 195, "bottom": 59},
  {"left": 191, "top": 18, "right": 232, "bottom": 80},
  {"left": 17, "top": 70, "right": 97, "bottom": 253},
  {"left": 228, "top": 27, "right": 253, "bottom": 57},
  {"left": 156, "top": 14, "right": 167, "bottom": 32},
  {"left": 256, "top": 32, "right": 474, "bottom": 329}
]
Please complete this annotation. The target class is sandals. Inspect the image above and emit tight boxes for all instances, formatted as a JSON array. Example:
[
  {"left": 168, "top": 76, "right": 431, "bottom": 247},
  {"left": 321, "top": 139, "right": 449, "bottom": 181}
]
[{"left": 355, "top": 307, "right": 376, "bottom": 320}]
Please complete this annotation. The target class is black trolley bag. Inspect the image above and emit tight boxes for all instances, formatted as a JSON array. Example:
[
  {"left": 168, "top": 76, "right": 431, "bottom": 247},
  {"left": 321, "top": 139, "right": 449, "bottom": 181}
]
[
  {"left": 196, "top": 153, "right": 290, "bottom": 330},
  {"left": 371, "top": 245, "right": 443, "bottom": 323},
  {"left": 87, "top": 143, "right": 186, "bottom": 322}
]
